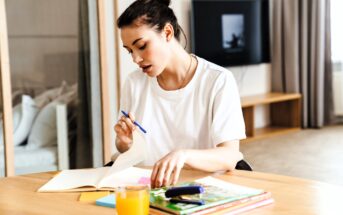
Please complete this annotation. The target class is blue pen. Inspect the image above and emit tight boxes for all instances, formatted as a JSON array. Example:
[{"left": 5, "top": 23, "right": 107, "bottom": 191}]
[{"left": 121, "top": 110, "right": 147, "bottom": 133}]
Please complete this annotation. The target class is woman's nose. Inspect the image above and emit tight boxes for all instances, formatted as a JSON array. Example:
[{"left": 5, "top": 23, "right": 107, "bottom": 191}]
[{"left": 132, "top": 52, "right": 143, "bottom": 64}]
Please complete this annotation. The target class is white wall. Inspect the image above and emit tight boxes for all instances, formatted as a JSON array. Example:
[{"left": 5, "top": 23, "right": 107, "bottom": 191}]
[
  {"left": 230, "top": 64, "right": 271, "bottom": 128},
  {"left": 7, "top": 0, "right": 78, "bottom": 90},
  {"left": 116, "top": 0, "right": 271, "bottom": 128},
  {"left": 117, "top": 0, "right": 137, "bottom": 87}
]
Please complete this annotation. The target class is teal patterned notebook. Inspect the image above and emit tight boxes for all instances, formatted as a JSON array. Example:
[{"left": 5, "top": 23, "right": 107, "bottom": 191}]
[{"left": 150, "top": 176, "right": 264, "bottom": 215}]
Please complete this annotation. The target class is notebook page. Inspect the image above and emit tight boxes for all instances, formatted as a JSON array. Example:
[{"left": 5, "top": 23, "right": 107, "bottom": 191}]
[
  {"left": 98, "top": 167, "right": 152, "bottom": 189},
  {"left": 38, "top": 167, "right": 109, "bottom": 192},
  {"left": 100, "top": 130, "right": 148, "bottom": 183}
]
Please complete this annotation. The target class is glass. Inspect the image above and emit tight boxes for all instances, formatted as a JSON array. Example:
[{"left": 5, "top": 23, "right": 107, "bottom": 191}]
[{"left": 116, "top": 186, "right": 150, "bottom": 215}]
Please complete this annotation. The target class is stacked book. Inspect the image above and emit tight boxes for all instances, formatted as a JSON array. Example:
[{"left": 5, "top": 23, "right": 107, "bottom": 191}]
[{"left": 149, "top": 176, "right": 273, "bottom": 215}]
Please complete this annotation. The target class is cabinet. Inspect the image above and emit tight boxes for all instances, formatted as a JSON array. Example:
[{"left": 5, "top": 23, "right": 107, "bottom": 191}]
[{"left": 241, "top": 92, "right": 302, "bottom": 143}]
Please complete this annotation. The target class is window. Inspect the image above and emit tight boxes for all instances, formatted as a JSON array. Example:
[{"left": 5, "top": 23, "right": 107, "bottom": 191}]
[{"left": 331, "top": 0, "right": 343, "bottom": 115}]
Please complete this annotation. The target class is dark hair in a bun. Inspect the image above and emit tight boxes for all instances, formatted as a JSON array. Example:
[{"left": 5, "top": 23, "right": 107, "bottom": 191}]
[
  {"left": 157, "top": 0, "right": 171, "bottom": 7},
  {"left": 117, "top": 0, "right": 185, "bottom": 43}
]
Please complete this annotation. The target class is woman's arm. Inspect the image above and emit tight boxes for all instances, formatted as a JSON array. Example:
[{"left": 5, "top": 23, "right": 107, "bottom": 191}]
[
  {"left": 150, "top": 140, "right": 243, "bottom": 188},
  {"left": 185, "top": 140, "right": 243, "bottom": 171}
]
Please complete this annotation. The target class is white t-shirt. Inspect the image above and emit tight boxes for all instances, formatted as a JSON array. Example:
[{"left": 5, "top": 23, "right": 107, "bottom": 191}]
[{"left": 119, "top": 56, "right": 246, "bottom": 165}]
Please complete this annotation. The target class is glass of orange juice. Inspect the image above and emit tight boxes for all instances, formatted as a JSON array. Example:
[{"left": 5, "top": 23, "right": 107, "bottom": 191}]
[{"left": 116, "top": 185, "right": 150, "bottom": 215}]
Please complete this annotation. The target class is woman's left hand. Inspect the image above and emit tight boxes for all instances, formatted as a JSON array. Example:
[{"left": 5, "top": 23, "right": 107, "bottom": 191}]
[{"left": 151, "top": 150, "right": 188, "bottom": 188}]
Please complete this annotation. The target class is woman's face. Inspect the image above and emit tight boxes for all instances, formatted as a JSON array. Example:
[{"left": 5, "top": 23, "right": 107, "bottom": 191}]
[{"left": 120, "top": 24, "right": 170, "bottom": 77}]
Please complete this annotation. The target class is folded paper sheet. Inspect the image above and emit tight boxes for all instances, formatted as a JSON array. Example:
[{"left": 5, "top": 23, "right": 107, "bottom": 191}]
[{"left": 100, "top": 130, "right": 149, "bottom": 182}]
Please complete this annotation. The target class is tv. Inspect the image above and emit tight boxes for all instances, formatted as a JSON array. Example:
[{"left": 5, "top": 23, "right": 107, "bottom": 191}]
[{"left": 191, "top": 0, "right": 270, "bottom": 67}]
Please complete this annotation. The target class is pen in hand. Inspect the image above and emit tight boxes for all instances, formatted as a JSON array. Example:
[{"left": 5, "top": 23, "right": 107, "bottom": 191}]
[{"left": 121, "top": 110, "right": 147, "bottom": 134}]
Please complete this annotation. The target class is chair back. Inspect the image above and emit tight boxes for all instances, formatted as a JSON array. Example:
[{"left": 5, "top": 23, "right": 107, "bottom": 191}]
[{"left": 235, "top": 160, "right": 253, "bottom": 171}]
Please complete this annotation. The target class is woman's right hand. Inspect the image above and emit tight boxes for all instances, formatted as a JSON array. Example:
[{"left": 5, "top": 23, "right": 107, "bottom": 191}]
[{"left": 114, "top": 112, "right": 136, "bottom": 153}]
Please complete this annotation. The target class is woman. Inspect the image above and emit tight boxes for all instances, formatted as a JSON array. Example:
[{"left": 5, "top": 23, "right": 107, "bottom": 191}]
[{"left": 114, "top": 0, "right": 246, "bottom": 188}]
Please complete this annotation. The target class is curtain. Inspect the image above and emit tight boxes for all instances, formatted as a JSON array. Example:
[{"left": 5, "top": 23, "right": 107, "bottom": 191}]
[
  {"left": 72, "top": 0, "right": 93, "bottom": 168},
  {"left": 271, "top": 0, "right": 332, "bottom": 128}
]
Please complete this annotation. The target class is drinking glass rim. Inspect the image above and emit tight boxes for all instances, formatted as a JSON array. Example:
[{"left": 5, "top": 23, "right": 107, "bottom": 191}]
[{"left": 116, "top": 185, "right": 150, "bottom": 192}]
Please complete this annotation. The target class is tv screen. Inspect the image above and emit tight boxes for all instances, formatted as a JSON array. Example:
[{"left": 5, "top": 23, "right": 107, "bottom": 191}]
[
  {"left": 222, "top": 14, "right": 245, "bottom": 50},
  {"left": 191, "top": 0, "right": 270, "bottom": 67}
]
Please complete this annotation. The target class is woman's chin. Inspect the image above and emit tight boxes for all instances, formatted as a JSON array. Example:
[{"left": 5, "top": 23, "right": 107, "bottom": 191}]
[
  {"left": 146, "top": 72, "right": 157, "bottom": 77},
  {"left": 143, "top": 69, "right": 158, "bottom": 77}
]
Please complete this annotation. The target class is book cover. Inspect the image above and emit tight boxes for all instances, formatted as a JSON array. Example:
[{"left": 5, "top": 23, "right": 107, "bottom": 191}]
[
  {"left": 191, "top": 192, "right": 272, "bottom": 215},
  {"left": 150, "top": 176, "right": 265, "bottom": 215},
  {"left": 214, "top": 198, "right": 274, "bottom": 215}
]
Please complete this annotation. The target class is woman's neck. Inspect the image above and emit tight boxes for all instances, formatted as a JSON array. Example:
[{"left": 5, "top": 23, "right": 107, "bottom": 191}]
[{"left": 158, "top": 45, "right": 196, "bottom": 91}]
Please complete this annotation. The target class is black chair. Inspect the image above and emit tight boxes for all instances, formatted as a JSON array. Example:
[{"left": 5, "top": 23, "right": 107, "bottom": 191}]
[
  {"left": 106, "top": 159, "right": 253, "bottom": 171},
  {"left": 235, "top": 160, "right": 253, "bottom": 171},
  {"left": 104, "top": 161, "right": 114, "bottom": 167}
]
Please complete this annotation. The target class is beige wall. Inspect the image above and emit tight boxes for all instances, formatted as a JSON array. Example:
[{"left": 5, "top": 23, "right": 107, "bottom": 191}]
[{"left": 6, "top": 0, "right": 78, "bottom": 91}]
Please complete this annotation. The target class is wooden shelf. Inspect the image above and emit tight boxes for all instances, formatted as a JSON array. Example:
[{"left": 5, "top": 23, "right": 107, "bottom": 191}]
[
  {"left": 241, "top": 126, "right": 301, "bottom": 143},
  {"left": 241, "top": 93, "right": 302, "bottom": 143},
  {"left": 241, "top": 92, "right": 301, "bottom": 107}
]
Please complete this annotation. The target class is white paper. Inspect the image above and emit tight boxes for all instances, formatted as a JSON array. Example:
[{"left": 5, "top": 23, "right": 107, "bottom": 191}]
[
  {"left": 101, "top": 130, "right": 148, "bottom": 180},
  {"left": 38, "top": 167, "right": 109, "bottom": 192},
  {"left": 98, "top": 167, "right": 152, "bottom": 188}
]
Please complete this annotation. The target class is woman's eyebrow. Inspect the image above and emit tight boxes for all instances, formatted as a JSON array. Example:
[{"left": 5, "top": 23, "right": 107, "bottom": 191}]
[
  {"left": 123, "top": 37, "right": 143, "bottom": 48},
  {"left": 132, "top": 38, "right": 143, "bottom": 46}
]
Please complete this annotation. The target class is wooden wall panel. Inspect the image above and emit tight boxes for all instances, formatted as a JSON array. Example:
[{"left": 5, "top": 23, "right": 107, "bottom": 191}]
[
  {"left": 0, "top": 0, "right": 15, "bottom": 176},
  {"left": 242, "top": 106, "right": 255, "bottom": 137},
  {"left": 97, "top": 0, "right": 111, "bottom": 164}
]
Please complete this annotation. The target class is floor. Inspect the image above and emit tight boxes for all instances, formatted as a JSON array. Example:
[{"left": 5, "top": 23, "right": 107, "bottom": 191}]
[{"left": 240, "top": 125, "right": 343, "bottom": 186}]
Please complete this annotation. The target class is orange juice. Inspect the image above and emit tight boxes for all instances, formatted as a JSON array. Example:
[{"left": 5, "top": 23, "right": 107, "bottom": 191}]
[{"left": 116, "top": 186, "right": 149, "bottom": 215}]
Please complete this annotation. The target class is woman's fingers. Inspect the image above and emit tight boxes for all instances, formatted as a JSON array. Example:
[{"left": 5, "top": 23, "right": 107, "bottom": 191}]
[
  {"left": 170, "top": 164, "right": 182, "bottom": 186},
  {"left": 128, "top": 112, "right": 135, "bottom": 121},
  {"left": 152, "top": 163, "right": 179, "bottom": 188},
  {"left": 151, "top": 163, "right": 160, "bottom": 188},
  {"left": 114, "top": 123, "right": 125, "bottom": 134},
  {"left": 114, "top": 112, "right": 136, "bottom": 136},
  {"left": 121, "top": 116, "right": 136, "bottom": 131},
  {"left": 151, "top": 151, "right": 186, "bottom": 188},
  {"left": 162, "top": 162, "right": 175, "bottom": 187},
  {"left": 153, "top": 162, "right": 167, "bottom": 188}
]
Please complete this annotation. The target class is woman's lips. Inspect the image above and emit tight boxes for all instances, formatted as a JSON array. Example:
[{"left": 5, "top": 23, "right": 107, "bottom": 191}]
[{"left": 142, "top": 65, "right": 152, "bottom": 73}]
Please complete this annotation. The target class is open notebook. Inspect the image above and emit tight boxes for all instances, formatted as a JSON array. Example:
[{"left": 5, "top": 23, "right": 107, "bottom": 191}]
[{"left": 38, "top": 131, "right": 150, "bottom": 192}]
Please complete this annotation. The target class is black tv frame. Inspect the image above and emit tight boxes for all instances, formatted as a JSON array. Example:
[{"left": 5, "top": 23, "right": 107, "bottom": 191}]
[{"left": 191, "top": 0, "right": 270, "bottom": 67}]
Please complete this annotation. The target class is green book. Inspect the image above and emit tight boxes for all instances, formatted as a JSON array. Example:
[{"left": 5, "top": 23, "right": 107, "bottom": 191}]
[{"left": 150, "top": 176, "right": 264, "bottom": 215}]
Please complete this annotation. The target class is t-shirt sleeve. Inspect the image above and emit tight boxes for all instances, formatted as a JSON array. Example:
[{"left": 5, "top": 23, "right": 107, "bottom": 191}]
[{"left": 210, "top": 71, "right": 246, "bottom": 146}]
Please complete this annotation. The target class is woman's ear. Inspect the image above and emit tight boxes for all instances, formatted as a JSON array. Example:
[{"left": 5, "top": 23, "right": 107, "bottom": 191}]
[{"left": 163, "top": 23, "right": 174, "bottom": 42}]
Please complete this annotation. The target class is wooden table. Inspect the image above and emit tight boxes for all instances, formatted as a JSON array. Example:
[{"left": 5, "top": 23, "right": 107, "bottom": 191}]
[{"left": 0, "top": 169, "right": 342, "bottom": 214}]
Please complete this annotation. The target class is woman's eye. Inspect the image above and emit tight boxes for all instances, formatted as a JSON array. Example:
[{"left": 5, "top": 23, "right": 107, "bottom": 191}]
[{"left": 139, "top": 44, "right": 146, "bottom": 50}]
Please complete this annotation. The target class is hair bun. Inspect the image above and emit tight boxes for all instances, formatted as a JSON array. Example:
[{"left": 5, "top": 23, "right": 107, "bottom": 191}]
[{"left": 153, "top": 0, "right": 171, "bottom": 7}]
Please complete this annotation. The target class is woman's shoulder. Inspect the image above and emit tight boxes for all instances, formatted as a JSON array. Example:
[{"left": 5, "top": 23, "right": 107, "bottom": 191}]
[
  {"left": 197, "top": 56, "right": 235, "bottom": 83},
  {"left": 125, "top": 70, "right": 149, "bottom": 85}
]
